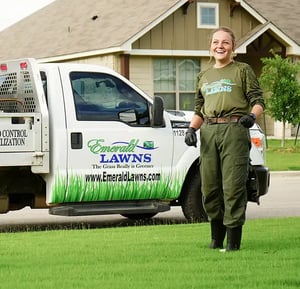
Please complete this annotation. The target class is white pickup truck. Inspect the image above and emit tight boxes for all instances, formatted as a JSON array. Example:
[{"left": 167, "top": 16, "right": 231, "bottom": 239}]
[{"left": 0, "top": 58, "right": 269, "bottom": 221}]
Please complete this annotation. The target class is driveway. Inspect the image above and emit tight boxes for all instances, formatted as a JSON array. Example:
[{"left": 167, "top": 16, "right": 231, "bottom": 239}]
[{"left": 0, "top": 171, "right": 299, "bottom": 231}]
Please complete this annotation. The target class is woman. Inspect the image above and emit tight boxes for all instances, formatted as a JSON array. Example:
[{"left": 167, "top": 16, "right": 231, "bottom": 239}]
[{"left": 185, "top": 27, "right": 265, "bottom": 251}]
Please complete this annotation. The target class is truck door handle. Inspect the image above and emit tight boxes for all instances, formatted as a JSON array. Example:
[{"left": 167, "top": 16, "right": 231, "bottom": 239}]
[{"left": 71, "top": 132, "right": 82, "bottom": 149}]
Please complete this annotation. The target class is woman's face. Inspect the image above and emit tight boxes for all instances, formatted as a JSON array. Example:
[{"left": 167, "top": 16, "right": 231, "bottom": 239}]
[{"left": 210, "top": 30, "right": 235, "bottom": 66}]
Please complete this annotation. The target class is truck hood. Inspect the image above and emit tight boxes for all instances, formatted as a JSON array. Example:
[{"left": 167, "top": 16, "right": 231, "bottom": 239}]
[
  {"left": 167, "top": 110, "right": 194, "bottom": 121},
  {"left": 167, "top": 110, "right": 193, "bottom": 129}
]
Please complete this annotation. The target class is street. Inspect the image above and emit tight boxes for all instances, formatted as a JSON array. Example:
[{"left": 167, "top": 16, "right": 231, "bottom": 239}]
[{"left": 0, "top": 171, "right": 299, "bottom": 231}]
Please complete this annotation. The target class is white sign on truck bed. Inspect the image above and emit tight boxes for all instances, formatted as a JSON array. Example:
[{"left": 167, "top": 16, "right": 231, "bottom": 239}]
[{"left": 0, "top": 59, "right": 270, "bottom": 221}]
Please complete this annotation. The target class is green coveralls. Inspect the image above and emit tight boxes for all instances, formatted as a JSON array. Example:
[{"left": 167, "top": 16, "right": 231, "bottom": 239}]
[{"left": 194, "top": 61, "right": 265, "bottom": 228}]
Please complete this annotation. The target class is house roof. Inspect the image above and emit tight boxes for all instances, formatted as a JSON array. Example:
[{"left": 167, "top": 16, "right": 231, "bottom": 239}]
[
  {"left": 235, "top": 22, "right": 300, "bottom": 55},
  {"left": 0, "top": 0, "right": 299, "bottom": 61},
  {"left": 0, "top": 0, "right": 186, "bottom": 60},
  {"left": 244, "top": 0, "right": 300, "bottom": 46}
]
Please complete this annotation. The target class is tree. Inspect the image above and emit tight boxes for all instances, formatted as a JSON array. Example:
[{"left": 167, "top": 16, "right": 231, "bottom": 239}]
[{"left": 259, "top": 53, "right": 300, "bottom": 147}]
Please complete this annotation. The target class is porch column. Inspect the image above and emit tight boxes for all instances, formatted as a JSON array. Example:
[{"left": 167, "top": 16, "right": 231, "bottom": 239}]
[{"left": 120, "top": 54, "right": 130, "bottom": 79}]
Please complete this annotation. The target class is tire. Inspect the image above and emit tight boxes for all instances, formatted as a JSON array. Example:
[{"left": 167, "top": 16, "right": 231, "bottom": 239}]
[
  {"left": 181, "top": 167, "right": 208, "bottom": 222},
  {"left": 121, "top": 213, "right": 157, "bottom": 220}
]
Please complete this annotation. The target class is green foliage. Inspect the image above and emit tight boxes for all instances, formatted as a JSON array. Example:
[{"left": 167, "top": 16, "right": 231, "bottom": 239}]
[
  {"left": 0, "top": 218, "right": 299, "bottom": 289},
  {"left": 259, "top": 54, "right": 300, "bottom": 126}
]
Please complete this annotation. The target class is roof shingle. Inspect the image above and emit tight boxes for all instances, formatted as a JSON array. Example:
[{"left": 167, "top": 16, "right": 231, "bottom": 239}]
[
  {"left": 0, "top": 0, "right": 183, "bottom": 59},
  {"left": 245, "top": 0, "right": 300, "bottom": 45}
]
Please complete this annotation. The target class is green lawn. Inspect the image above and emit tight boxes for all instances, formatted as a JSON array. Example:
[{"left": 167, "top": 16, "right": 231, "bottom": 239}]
[
  {"left": 0, "top": 218, "right": 299, "bottom": 289},
  {"left": 0, "top": 139, "right": 299, "bottom": 289},
  {"left": 265, "top": 139, "right": 300, "bottom": 171}
]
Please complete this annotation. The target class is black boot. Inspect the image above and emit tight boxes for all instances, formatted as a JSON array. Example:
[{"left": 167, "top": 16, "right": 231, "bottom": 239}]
[
  {"left": 225, "top": 226, "right": 242, "bottom": 251},
  {"left": 209, "top": 220, "right": 226, "bottom": 249}
]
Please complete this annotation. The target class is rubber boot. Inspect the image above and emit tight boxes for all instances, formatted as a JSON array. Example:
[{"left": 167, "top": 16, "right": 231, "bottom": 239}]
[
  {"left": 209, "top": 220, "right": 226, "bottom": 249},
  {"left": 225, "top": 226, "right": 242, "bottom": 251}
]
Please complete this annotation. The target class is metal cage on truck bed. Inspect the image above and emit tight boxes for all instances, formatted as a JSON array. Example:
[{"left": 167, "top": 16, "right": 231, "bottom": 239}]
[{"left": 0, "top": 59, "right": 49, "bottom": 173}]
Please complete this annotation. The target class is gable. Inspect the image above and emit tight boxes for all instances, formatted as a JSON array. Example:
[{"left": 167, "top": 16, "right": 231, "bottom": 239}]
[
  {"left": 132, "top": 0, "right": 261, "bottom": 54},
  {"left": 245, "top": 0, "right": 300, "bottom": 46}
]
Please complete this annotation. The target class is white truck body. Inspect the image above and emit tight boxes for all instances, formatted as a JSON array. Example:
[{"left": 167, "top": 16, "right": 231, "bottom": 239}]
[{"left": 0, "top": 59, "right": 269, "bottom": 220}]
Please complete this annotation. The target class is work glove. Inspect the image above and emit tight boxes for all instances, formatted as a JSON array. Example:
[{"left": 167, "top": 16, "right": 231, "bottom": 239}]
[
  {"left": 239, "top": 113, "right": 256, "bottom": 128},
  {"left": 185, "top": 127, "right": 197, "bottom": 147}
]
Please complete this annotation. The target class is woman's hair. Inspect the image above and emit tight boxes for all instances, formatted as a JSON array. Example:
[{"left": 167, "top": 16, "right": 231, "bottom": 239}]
[{"left": 210, "top": 26, "right": 236, "bottom": 46}]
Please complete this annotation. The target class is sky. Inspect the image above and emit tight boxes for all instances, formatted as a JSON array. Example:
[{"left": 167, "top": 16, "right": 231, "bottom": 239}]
[{"left": 0, "top": 0, "right": 55, "bottom": 31}]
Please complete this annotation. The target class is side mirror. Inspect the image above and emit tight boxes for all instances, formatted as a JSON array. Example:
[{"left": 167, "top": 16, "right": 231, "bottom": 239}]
[
  {"left": 119, "top": 109, "right": 137, "bottom": 124},
  {"left": 151, "top": 96, "right": 165, "bottom": 127}
]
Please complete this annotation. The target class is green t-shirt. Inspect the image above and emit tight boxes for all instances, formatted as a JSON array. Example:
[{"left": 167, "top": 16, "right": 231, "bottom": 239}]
[{"left": 194, "top": 61, "right": 265, "bottom": 118}]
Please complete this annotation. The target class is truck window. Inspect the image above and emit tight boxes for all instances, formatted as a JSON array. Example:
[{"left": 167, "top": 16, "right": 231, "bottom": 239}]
[{"left": 70, "top": 72, "right": 150, "bottom": 125}]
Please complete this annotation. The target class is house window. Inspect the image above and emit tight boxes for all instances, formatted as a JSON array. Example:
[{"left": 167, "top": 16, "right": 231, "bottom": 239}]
[
  {"left": 153, "top": 59, "right": 200, "bottom": 110},
  {"left": 197, "top": 3, "right": 219, "bottom": 29}
]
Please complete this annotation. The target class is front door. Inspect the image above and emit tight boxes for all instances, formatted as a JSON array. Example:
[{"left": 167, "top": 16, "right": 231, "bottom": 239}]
[{"left": 55, "top": 66, "right": 175, "bottom": 203}]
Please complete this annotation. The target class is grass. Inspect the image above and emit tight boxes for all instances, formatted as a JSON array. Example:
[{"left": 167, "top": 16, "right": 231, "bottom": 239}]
[
  {"left": 0, "top": 138, "right": 298, "bottom": 289},
  {"left": 0, "top": 217, "right": 299, "bottom": 289},
  {"left": 265, "top": 138, "right": 300, "bottom": 171}
]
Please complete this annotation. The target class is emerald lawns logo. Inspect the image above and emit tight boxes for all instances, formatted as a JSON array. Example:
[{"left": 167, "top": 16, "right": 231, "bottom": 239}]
[{"left": 87, "top": 138, "right": 157, "bottom": 164}]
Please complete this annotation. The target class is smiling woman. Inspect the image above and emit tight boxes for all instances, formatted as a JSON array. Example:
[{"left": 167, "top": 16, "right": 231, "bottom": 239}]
[
  {"left": 185, "top": 26, "right": 266, "bottom": 252},
  {"left": 0, "top": 0, "right": 55, "bottom": 31}
]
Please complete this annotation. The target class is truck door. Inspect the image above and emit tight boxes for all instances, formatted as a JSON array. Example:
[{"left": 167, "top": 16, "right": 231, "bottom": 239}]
[{"left": 56, "top": 67, "right": 176, "bottom": 204}]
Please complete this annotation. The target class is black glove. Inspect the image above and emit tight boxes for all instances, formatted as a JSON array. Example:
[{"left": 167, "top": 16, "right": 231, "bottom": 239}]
[
  {"left": 239, "top": 113, "right": 256, "bottom": 128},
  {"left": 185, "top": 127, "right": 197, "bottom": 147}
]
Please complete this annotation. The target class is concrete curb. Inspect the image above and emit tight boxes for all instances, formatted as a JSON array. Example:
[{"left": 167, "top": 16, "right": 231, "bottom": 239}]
[{"left": 270, "top": 171, "right": 300, "bottom": 177}]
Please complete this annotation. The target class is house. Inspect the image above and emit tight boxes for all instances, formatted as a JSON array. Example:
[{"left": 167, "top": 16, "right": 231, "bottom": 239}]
[{"left": 0, "top": 0, "right": 299, "bottom": 137}]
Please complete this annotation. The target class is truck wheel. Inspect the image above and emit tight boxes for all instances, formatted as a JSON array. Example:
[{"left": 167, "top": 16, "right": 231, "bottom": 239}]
[
  {"left": 181, "top": 168, "right": 208, "bottom": 222},
  {"left": 121, "top": 213, "right": 157, "bottom": 220}
]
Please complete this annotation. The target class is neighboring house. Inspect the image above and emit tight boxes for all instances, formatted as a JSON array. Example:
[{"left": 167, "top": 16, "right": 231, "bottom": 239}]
[{"left": 0, "top": 0, "right": 299, "bottom": 137}]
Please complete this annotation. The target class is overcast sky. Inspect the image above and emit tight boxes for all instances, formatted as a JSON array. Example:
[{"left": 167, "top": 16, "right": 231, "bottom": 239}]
[{"left": 0, "top": 0, "right": 55, "bottom": 31}]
